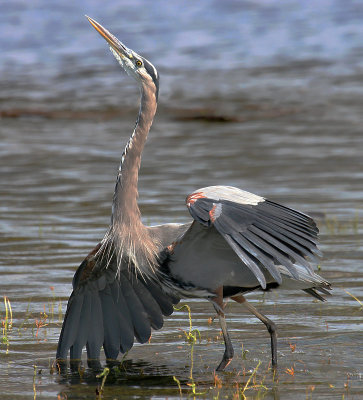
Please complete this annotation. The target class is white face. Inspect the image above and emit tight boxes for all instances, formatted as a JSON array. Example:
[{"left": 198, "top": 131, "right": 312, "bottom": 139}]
[
  {"left": 86, "top": 17, "right": 158, "bottom": 89},
  {"left": 110, "top": 46, "right": 138, "bottom": 78},
  {"left": 110, "top": 46, "right": 159, "bottom": 89}
]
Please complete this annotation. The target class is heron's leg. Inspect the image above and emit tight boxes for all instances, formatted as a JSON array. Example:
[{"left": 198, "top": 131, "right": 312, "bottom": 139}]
[
  {"left": 211, "top": 287, "right": 234, "bottom": 371},
  {"left": 232, "top": 295, "right": 277, "bottom": 367},
  {"left": 211, "top": 299, "right": 228, "bottom": 322}
]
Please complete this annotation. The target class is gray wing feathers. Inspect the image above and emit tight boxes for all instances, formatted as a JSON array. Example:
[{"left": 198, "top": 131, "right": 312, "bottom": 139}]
[
  {"left": 119, "top": 275, "right": 151, "bottom": 343},
  {"left": 99, "top": 290, "right": 122, "bottom": 359},
  {"left": 110, "top": 280, "right": 132, "bottom": 323},
  {"left": 70, "top": 290, "right": 92, "bottom": 359},
  {"left": 142, "top": 279, "right": 178, "bottom": 316},
  {"left": 108, "top": 281, "right": 134, "bottom": 353},
  {"left": 131, "top": 279, "right": 164, "bottom": 329},
  {"left": 254, "top": 220, "right": 320, "bottom": 262},
  {"left": 303, "top": 287, "right": 331, "bottom": 301},
  {"left": 249, "top": 225, "right": 311, "bottom": 273},
  {"left": 231, "top": 233, "right": 282, "bottom": 283},
  {"left": 56, "top": 294, "right": 84, "bottom": 359},
  {"left": 186, "top": 187, "right": 322, "bottom": 288},
  {"left": 86, "top": 295, "right": 104, "bottom": 360},
  {"left": 57, "top": 257, "right": 178, "bottom": 362},
  {"left": 188, "top": 205, "right": 209, "bottom": 225},
  {"left": 242, "top": 230, "right": 298, "bottom": 278}
]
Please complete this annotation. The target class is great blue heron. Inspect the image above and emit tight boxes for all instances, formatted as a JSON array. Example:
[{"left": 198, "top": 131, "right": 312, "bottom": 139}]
[{"left": 56, "top": 16, "right": 331, "bottom": 371}]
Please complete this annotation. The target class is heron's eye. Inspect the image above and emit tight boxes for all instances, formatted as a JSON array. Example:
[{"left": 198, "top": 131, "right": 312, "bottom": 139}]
[{"left": 136, "top": 60, "right": 143, "bottom": 67}]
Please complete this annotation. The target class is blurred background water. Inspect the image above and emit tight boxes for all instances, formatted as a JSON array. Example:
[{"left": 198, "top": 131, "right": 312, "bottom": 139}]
[{"left": 1, "top": 1, "right": 362, "bottom": 399}]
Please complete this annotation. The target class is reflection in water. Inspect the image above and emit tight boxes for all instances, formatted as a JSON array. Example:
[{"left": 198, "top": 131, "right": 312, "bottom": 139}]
[{"left": 1, "top": 0, "right": 363, "bottom": 399}]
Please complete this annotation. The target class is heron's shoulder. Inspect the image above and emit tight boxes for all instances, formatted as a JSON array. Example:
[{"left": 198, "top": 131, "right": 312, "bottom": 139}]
[
  {"left": 186, "top": 185, "right": 264, "bottom": 207},
  {"left": 147, "top": 222, "right": 192, "bottom": 249},
  {"left": 72, "top": 242, "right": 106, "bottom": 289}
]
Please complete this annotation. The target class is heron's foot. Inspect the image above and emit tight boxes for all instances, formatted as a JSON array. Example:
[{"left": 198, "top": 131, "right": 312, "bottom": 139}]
[
  {"left": 215, "top": 353, "right": 233, "bottom": 371},
  {"left": 216, "top": 343, "right": 234, "bottom": 372}
]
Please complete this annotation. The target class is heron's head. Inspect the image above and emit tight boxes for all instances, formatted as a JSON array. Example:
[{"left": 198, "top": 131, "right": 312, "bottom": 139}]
[{"left": 87, "top": 16, "right": 159, "bottom": 98}]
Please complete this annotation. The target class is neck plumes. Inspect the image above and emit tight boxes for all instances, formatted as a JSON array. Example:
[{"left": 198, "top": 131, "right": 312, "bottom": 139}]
[{"left": 100, "top": 83, "right": 159, "bottom": 274}]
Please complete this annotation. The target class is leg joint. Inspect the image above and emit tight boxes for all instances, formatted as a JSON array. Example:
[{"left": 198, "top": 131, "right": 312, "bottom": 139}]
[{"left": 267, "top": 320, "right": 276, "bottom": 335}]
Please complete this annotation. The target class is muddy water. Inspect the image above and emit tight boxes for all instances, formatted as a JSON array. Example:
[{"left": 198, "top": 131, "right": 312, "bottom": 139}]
[{"left": 1, "top": 1, "right": 363, "bottom": 399}]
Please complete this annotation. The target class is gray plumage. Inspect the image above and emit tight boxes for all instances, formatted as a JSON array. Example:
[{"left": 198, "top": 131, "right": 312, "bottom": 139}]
[
  {"left": 131, "top": 279, "right": 164, "bottom": 329},
  {"left": 119, "top": 275, "right": 152, "bottom": 343},
  {"left": 56, "top": 17, "right": 331, "bottom": 371},
  {"left": 99, "top": 290, "right": 122, "bottom": 359},
  {"left": 70, "top": 290, "right": 92, "bottom": 359},
  {"left": 86, "top": 294, "right": 104, "bottom": 360}
]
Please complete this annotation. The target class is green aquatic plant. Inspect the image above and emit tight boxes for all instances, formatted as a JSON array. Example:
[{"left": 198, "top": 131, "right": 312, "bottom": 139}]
[
  {"left": 173, "top": 375, "right": 183, "bottom": 398},
  {"left": 18, "top": 300, "right": 33, "bottom": 334},
  {"left": 34, "top": 307, "right": 49, "bottom": 340},
  {"left": 344, "top": 290, "right": 363, "bottom": 311},
  {"left": 173, "top": 304, "right": 205, "bottom": 397},
  {"left": 96, "top": 367, "right": 110, "bottom": 398},
  {"left": 49, "top": 286, "right": 56, "bottom": 320},
  {"left": 241, "top": 343, "right": 249, "bottom": 360},
  {"left": 240, "top": 361, "right": 268, "bottom": 399},
  {"left": 171, "top": 304, "right": 273, "bottom": 399},
  {"left": 33, "top": 364, "right": 38, "bottom": 400},
  {"left": 1, "top": 296, "right": 12, "bottom": 353}
]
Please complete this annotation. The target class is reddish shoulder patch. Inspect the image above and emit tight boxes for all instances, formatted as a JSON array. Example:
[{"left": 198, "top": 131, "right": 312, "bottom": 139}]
[
  {"left": 209, "top": 204, "right": 218, "bottom": 222},
  {"left": 209, "top": 203, "right": 222, "bottom": 223},
  {"left": 186, "top": 191, "right": 205, "bottom": 207}
]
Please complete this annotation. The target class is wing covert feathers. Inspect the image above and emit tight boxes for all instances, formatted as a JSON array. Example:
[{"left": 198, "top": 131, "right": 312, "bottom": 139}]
[
  {"left": 186, "top": 186, "right": 322, "bottom": 289},
  {"left": 56, "top": 254, "right": 179, "bottom": 362}
]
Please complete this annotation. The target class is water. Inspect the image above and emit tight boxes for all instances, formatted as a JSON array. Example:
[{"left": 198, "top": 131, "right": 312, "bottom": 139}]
[{"left": 1, "top": 1, "right": 363, "bottom": 398}]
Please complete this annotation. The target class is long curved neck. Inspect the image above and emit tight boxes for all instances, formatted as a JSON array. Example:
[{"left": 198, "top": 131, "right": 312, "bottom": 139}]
[
  {"left": 112, "top": 84, "right": 157, "bottom": 228},
  {"left": 97, "top": 82, "right": 159, "bottom": 275}
]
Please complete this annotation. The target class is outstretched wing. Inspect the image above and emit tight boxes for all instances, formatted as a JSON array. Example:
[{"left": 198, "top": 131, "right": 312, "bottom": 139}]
[
  {"left": 183, "top": 185, "right": 322, "bottom": 289},
  {"left": 56, "top": 244, "right": 178, "bottom": 363}
]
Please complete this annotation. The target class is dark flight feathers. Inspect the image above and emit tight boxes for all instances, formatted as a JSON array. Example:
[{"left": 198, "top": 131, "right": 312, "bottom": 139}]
[
  {"left": 56, "top": 249, "right": 179, "bottom": 362},
  {"left": 187, "top": 196, "right": 322, "bottom": 289}
]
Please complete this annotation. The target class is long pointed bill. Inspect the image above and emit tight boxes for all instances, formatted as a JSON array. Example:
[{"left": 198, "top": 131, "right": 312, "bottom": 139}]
[{"left": 86, "top": 16, "right": 132, "bottom": 59}]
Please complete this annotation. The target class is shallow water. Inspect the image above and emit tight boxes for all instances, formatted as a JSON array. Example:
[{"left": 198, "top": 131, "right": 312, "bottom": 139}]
[{"left": 1, "top": 1, "right": 363, "bottom": 399}]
